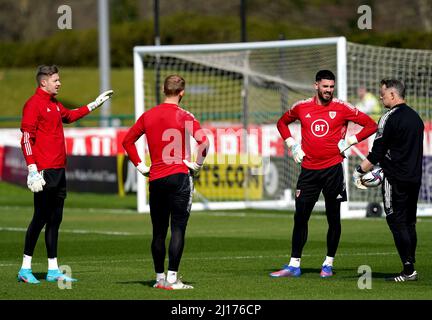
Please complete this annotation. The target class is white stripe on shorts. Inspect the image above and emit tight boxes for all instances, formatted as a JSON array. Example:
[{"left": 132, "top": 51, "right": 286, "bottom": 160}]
[{"left": 384, "top": 178, "right": 393, "bottom": 215}]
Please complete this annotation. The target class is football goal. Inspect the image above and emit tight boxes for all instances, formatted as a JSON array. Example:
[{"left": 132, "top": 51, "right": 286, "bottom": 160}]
[{"left": 132, "top": 37, "right": 431, "bottom": 218}]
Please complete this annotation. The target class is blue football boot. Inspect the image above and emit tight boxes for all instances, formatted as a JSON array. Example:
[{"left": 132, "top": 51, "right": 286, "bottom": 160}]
[
  {"left": 46, "top": 269, "right": 78, "bottom": 282},
  {"left": 320, "top": 265, "right": 333, "bottom": 278},
  {"left": 17, "top": 268, "right": 40, "bottom": 284},
  {"left": 270, "top": 265, "right": 301, "bottom": 278}
]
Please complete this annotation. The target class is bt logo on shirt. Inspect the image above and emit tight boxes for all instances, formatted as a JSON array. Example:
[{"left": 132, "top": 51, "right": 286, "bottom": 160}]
[{"left": 311, "top": 119, "right": 329, "bottom": 137}]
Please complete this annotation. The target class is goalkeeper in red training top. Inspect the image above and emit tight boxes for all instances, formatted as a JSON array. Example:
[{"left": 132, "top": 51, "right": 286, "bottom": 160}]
[
  {"left": 122, "top": 75, "right": 209, "bottom": 290},
  {"left": 18, "top": 65, "right": 113, "bottom": 284},
  {"left": 270, "top": 70, "right": 377, "bottom": 278}
]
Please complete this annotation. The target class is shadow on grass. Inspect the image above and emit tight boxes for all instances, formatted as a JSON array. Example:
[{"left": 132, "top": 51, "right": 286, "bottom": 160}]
[
  {"left": 340, "top": 272, "right": 396, "bottom": 280},
  {"left": 116, "top": 280, "right": 155, "bottom": 287},
  {"left": 265, "top": 267, "right": 352, "bottom": 276},
  {"left": 116, "top": 279, "right": 197, "bottom": 288},
  {"left": 33, "top": 272, "right": 46, "bottom": 279}
]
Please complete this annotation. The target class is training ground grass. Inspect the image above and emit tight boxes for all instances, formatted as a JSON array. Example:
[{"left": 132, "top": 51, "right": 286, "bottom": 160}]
[{"left": 0, "top": 181, "right": 431, "bottom": 300}]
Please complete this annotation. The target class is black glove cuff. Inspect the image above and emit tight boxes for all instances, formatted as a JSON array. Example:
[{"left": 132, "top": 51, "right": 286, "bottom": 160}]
[{"left": 356, "top": 165, "right": 366, "bottom": 174}]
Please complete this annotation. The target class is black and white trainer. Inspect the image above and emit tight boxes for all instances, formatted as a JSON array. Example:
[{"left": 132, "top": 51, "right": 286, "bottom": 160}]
[{"left": 386, "top": 271, "right": 418, "bottom": 282}]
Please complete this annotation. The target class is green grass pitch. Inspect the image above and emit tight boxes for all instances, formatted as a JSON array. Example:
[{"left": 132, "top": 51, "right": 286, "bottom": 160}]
[{"left": 0, "top": 181, "right": 431, "bottom": 300}]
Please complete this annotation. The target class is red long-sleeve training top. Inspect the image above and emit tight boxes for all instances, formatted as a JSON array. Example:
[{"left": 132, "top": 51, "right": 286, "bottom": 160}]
[
  {"left": 277, "top": 96, "right": 377, "bottom": 170},
  {"left": 20, "top": 87, "right": 91, "bottom": 170},
  {"left": 122, "top": 103, "right": 209, "bottom": 181}
]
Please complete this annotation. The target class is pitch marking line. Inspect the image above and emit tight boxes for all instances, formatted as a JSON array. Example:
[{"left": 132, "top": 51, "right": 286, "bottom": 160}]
[
  {"left": 0, "top": 227, "right": 269, "bottom": 236},
  {"left": 0, "top": 227, "right": 139, "bottom": 236},
  {"left": 1, "top": 252, "right": 406, "bottom": 268}
]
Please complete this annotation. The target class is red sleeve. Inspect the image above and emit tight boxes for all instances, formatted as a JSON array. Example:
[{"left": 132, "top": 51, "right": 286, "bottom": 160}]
[
  {"left": 20, "top": 100, "right": 39, "bottom": 166},
  {"left": 59, "top": 102, "right": 91, "bottom": 124},
  {"left": 276, "top": 107, "right": 299, "bottom": 140},
  {"left": 122, "top": 114, "right": 146, "bottom": 166},
  {"left": 342, "top": 104, "right": 378, "bottom": 141},
  {"left": 184, "top": 112, "right": 210, "bottom": 164}
]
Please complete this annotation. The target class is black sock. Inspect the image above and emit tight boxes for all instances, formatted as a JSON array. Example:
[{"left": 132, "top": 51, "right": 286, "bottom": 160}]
[{"left": 403, "top": 262, "right": 414, "bottom": 275}]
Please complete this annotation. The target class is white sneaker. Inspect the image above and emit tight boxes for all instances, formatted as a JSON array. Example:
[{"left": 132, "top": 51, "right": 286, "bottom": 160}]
[
  {"left": 164, "top": 279, "right": 194, "bottom": 290},
  {"left": 153, "top": 279, "right": 165, "bottom": 288}
]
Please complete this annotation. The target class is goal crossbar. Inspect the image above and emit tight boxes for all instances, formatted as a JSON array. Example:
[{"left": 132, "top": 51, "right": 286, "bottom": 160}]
[{"left": 133, "top": 36, "right": 352, "bottom": 215}]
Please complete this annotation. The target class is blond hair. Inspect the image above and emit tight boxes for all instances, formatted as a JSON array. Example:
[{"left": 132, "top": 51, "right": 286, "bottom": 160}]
[{"left": 163, "top": 75, "right": 185, "bottom": 96}]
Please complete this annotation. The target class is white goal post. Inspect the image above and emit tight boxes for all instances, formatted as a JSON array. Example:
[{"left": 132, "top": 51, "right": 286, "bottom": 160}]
[{"left": 132, "top": 36, "right": 432, "bottom": 218}]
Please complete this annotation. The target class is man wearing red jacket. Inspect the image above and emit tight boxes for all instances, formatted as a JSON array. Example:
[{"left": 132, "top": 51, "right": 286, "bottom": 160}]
[
  {"left": 270, "top": 70, "right": 377, "bottom": 278},
  {"left": 18, "top": 65, "right": 113, "bottom": 284},
  {"left": 122, "top": 74, "right": 209, "bottom": 290}
]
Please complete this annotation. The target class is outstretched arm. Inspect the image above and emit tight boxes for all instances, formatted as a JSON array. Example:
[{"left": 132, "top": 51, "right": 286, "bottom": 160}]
[{"left": 61, "top": 90, "right": 114, "bottom": 124}]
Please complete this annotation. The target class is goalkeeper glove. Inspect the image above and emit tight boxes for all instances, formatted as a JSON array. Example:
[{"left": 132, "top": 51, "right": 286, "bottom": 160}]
[
  {"left": 285, "top": 137, "right": 305, "bottom": 164},
  {"left": 87, "top": 90, "right": 114, "bottom": 111},
  {"left": 183, "top": 159, "right": 203, "bottom": 176},
  {"left": 27, "top": 164, "right": 46, "bottom": 193},
  {"left": 338, "top": 135, "right": 358, "bottom": 154},
  {"left": 136, "top": 162, "right": 150, "bottom": 177},
  {"left": 352, "top": 165, "right": 367, "bottom": 190}
]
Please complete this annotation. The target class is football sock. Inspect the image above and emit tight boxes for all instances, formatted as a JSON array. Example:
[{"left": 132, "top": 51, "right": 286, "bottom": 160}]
[
  {"left": 156, "top": 273, "right": 166, "bottom": 281},
  {"left": 288, "top": 258, "right": 301, "bottom": 268},
  {"left": 403, "top": 262, "right": 414, "bottom": 275},
  {"left": 167, "top": 270, "right": 177, "bottom": 283},
  {"left": 48, "top": 258, "right": 59, "bottom": 270},
  {"left": 323, "top": 256, "right": 334, "bottom": 267},
  {"left": 22, "top": 254, "right": 32, "bottom": 269}
]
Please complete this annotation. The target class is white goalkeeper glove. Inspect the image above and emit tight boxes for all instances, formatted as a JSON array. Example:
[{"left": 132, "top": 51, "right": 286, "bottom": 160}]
[
  {"left": 338, "top": 135, "right": 358, "bottom": 154},
  {"left": 352, "top": 165, "right": 367, "bottom": 190},
  {"left": 183, "top": 159, "right": 203, "bottom": 176},
  {"left": 136, "top": 162, "right": 150, "bottom": 177},
  {"left": 87, "top": 90, "right": 114, "bottom": 111},
  {"left": 285, "top": 137, "right": 305, "bottom": 164},
  {"left": 27, "top": 164, "right": 46, "bottom": 193}
]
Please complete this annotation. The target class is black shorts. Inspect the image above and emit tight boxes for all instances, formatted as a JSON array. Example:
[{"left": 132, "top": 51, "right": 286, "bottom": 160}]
[
  {"left": 149, "top": 173, "right": 193, "bottom": 220},
  {"left": 382, "top": 176, "right": 420, "bottom": 224},
  {"left": 40, "top": 168, "right": 67, "bottom": 199},
  {"left": 295, "top": 163, "right": 347, "bottom": 203}
]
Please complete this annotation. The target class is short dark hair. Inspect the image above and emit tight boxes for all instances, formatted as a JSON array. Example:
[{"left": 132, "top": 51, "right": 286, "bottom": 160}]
[
  {"left": 163, "top": 74, "right": 185, "bottom": 96},
  {"left": 315, "top": 70, "right": 335, "bottom": 82},
  {"left": 380, "top": 79, "right": 405, "bottom": 98},
  {"left": 36, "top": 65, "right": 59, "bottom": 85}
]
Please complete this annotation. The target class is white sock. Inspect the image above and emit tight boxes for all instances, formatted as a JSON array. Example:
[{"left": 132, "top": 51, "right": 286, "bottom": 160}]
[
  {"left": 322, "top": 256, "right": 334, "bottom": 267},
  {"left": 167, "top": 270, "right": 177, "bottom": 283},
  {"left": 22, "top": 254, "right": 32, "bottom": 269},
  {"left": 156, "top": 273, "right": 166, "bottom": 281},
  {"left": 48, "top": 258, "right": 59, "bottom": 270},
  {"left": 288, "top": 257, "right": 301, "bottom": 268}
]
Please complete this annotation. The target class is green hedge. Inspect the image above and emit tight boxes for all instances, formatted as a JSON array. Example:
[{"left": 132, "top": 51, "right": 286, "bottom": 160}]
[
  {"left": 1, "top": 12, "right": 431, "bottom": 68},
  {"left": 0, "top": 13, "right": 328, "bottom": 68},
  {"left": 349, "top": 30, "right": 432, "bottom": 50}
]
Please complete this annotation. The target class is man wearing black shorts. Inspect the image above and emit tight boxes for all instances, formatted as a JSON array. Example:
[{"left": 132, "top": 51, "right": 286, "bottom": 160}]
[
  {"left": 271, "top": 70, "right": 377, "bottom": 278},
  {"left": 18, "top": 65, "right": 113, "bottom": 284},
  {"left": 353, "top": 79, "right": 424, "bottom": 282},
  {"left": 122, "top": 75, "right": 209, "bottom": 290}
]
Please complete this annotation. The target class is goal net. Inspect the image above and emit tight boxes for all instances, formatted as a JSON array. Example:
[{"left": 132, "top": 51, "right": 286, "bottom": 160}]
[
  {"left": 133, "top": 37, "right": 431, "bottom": 217},
  {"left": 346, "top": 42, "right": 432, "bottom": 217}
]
